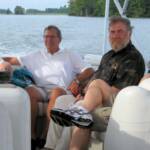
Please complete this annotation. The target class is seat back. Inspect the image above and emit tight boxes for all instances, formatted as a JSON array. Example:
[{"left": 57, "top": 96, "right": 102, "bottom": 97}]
[
  {"left": 0, "top": 84, "right": 31, "bottom": 150},
  {"left": 104, "top": 86, "right": 150, "bottom": 150},
  {"left": 139, "top": 78, "right": 150, "bottom": 91},
  {"left": 0, "top": 102, "right": 13, "bottom": 150}
]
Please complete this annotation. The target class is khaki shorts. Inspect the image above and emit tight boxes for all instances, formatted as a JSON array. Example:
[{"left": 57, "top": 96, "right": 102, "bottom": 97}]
[
  {"left": 26, "top": 85, "right": 50, "bottom": 102},
  {"left": 91, "top": 106, "right": 112, "bottom": 132},
  {"left": 27, "top": 85, "right": 71, "bottom": 102},
  {"left": 91, "top": 93, "right": 117, "bottom": 132}
]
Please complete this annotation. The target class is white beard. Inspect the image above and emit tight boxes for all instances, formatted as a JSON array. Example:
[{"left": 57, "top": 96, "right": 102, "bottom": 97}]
[{"left": 111, "top": 40, "right": 129, "bottom": 52}]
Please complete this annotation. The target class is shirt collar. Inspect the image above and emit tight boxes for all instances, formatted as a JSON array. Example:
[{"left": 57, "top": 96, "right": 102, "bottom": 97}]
[{"left": 46, "top": 48, "right": 64, "bottom": 56}]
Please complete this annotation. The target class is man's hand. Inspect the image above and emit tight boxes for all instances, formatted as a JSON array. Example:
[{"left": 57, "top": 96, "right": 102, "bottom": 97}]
[{"left": 68, "top": 80, "right": 80, "bottom": 96}]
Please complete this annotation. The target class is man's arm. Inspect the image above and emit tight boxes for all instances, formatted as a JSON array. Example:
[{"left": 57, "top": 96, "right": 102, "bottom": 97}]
[
  {"left": 68, "top": 68, "right": 94, "bottom": 96},
  {"left": 76, "top": 68, "right": 94, "bottom": 83},
  {"left": 3, "top": 57, "right": 20, "bottom": 65}
]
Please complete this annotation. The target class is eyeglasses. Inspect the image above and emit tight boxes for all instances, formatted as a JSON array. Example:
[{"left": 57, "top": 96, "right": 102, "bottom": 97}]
[
  {"left": 109, "top": 29, "right": 128, "bottom": 35},
  {"left": 43, "top": 35, "right": 58, "bottom": 39}
]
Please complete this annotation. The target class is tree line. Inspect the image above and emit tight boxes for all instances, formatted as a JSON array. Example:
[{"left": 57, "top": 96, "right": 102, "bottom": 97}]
[
  {"left": 0, "top": 1, "right": 149, "bottom": 17},
  {"left": 68, "top": 0, "right": 150, "bottom": 17},
  {"left": 0, "top": 8, "right": 12, "bottom": 14},
  {"left": 0, "top": 6, "right": 68, "bottom": 15}
]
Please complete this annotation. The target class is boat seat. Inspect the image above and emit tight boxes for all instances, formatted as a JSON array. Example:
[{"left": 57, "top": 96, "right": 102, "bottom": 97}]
[
  {"left": 104, "top": 85, "right": 150, "bottom": 150},
  {"left": 0, "top": 102, "right": 13, "bottom": 150},
  {"left": 139, "top": 78, "right": 150, "bottom": 91},
  {"left": 0, "top": 84, "right": 31, "bottom": 150}
]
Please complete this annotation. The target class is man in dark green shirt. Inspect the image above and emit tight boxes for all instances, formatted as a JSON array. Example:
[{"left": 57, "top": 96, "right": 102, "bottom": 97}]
[{"left": 93, "top": 41, "right": 145, "bottom": 89}]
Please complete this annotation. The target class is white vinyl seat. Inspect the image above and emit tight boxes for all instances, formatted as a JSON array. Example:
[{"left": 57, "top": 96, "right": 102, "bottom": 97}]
[
  {"left": 139, "top": 78, "right": 150, "bottom": 91},
  {"left": 0, "top": 102, "right": 13, "bottom": 150},
  {"left": 0, "top": 84, "right": 31, "bottom": 150},
  {"left": 104, "top": 85, "right": 150, "bottom": 150}
]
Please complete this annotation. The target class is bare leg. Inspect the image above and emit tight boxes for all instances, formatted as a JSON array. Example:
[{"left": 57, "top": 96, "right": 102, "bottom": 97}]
[
  {"left": 47, "top": 87, "right": 67, "bottom": 119},
  {"left": 42, "top": 87, "right": 67, "bottom": 139},
  {"left": 26, "top": 86, "right": 44, "bottom": 139},
  {"left": 78, "top": 79, "right": 114, "bottom": 111},
  {"left": 70, "top": 79, "right": 117, "bottom": 150},
  {"left": 70, "top": 128, "right": 91, "bottom": 150}
]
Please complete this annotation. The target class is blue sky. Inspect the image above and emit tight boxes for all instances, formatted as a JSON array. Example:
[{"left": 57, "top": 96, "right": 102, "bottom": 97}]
[{"left": 0, "top": 0, "right": 69, "bottom": 10}]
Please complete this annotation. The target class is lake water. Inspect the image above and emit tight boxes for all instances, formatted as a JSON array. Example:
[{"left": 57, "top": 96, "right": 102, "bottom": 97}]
[{"left": 0, "top": 15, "right": 150, "bottom": 62}]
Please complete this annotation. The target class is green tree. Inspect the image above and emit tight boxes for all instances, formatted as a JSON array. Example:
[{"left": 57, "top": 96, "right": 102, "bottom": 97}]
[
  {"left": 14, "top": 6, "right": 25, "bottom": 14},
  {"left": 127, "top": 0, "right": 144, "bottom": 17},
  {"left": 69, "top": 0, "right": 99, "bottom": 16},
  {"left": 26, "top": 9, "right": 44, "bottom": 14},
  {"left": 94, "top": 0, "right": 104, "bottom": 16},
  {"left": 69, "top": 0, "right": 86, "bottom": 16},
  {"left": 142, "top": 0, "right": 150, "bottom": 17},
  {"left": 68, "top": 0, "right": 150, "bottom": 17},
  {"left": 6, "top": 8, "right": 12, "bottom": 14},
  {"left": 0, "top": 8, "right": 12, "bottom": 14}
]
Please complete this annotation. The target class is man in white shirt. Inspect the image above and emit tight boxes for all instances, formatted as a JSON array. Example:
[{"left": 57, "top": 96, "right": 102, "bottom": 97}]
[{"left": 3, "top": 25, "right": 94, "bottom": 150}]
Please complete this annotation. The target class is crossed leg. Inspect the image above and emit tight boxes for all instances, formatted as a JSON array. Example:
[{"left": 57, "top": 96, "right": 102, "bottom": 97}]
[{"left": 69, "top": 79, "right": 118, "bottom": 150}]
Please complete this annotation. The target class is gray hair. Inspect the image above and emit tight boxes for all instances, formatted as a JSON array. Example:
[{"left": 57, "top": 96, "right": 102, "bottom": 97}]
[{"left": 109, "top": 16, "right": 133, "bottom": 32}]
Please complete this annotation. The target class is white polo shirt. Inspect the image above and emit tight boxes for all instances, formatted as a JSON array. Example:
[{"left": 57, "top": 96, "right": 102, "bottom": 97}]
[{"left": 19, "top": 49, "right": 89, "bottom": 90}]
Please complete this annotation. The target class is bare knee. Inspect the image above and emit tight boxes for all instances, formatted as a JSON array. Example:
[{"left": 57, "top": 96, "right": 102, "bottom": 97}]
[
  {"left": 88, "top": 79, "right": 108, "bottom": 90},
  {"left": 51, "top": 87, "right": 66, "bottom": 96},
  {"left": 88, "top": 79, "right": 113, "bottom": 101},
  {"left": 50, "top": 87, "right": 67, "bottom": 101},
  {"left": 26, "top": 86, "right": 43, "bottom": 102}
]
